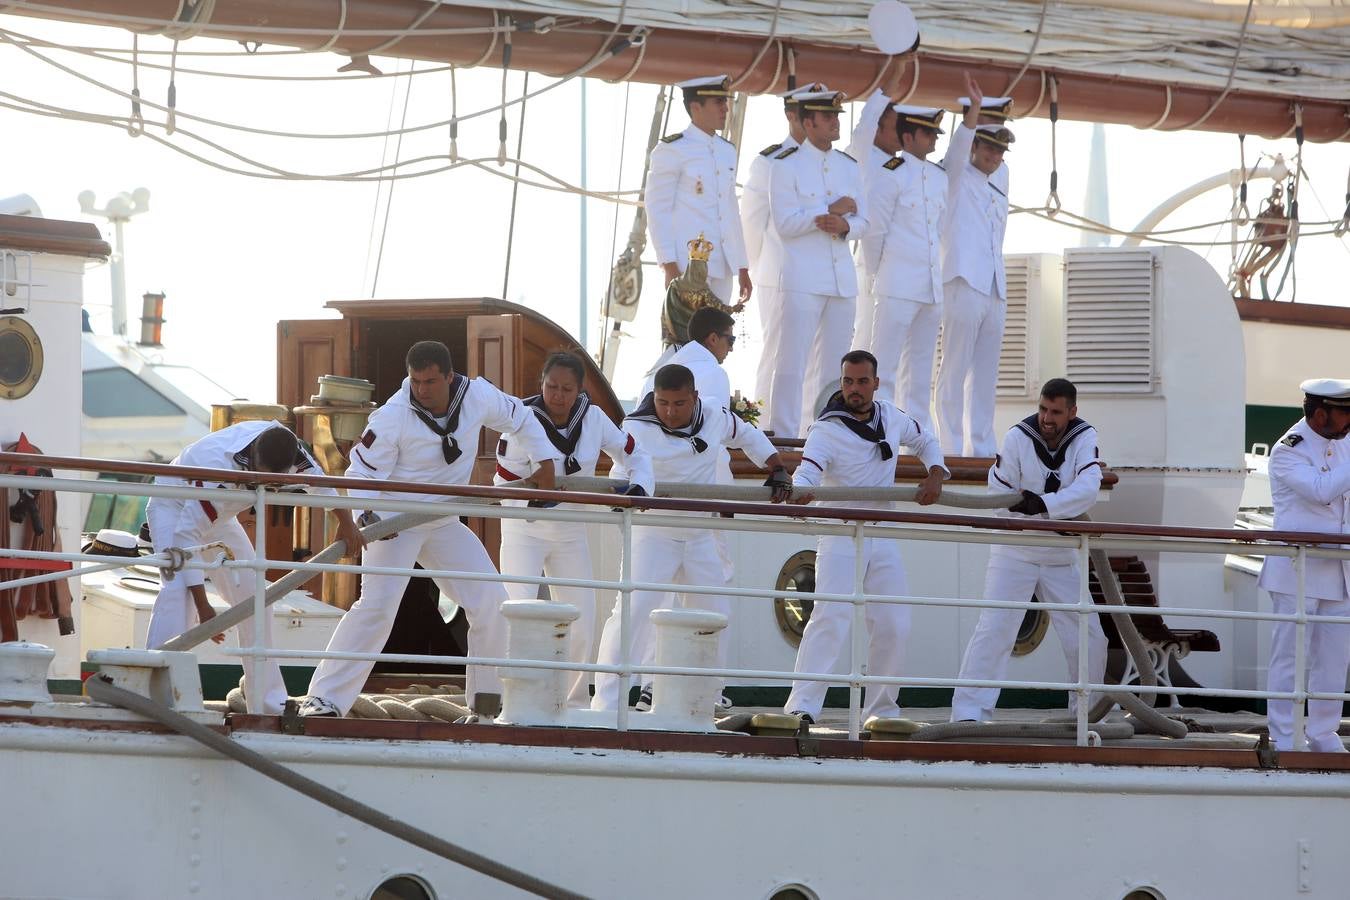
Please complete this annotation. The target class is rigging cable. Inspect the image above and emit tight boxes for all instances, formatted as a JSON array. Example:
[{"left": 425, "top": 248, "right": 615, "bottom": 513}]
[
  {"left": 372, "top": 61, "right": 416, "bottom": 297},
  {"left": 1045, "top": 76, "right": 1061, "bottom": 215},
  {"left": 502, "top": 68, "right": 530, "bottom": 300},
  {"left": 1161, "top": 0, "right": 1255, "bottom": 132},
  {"left": 126, "top": 32, "right": 143, "bottom": 136},
  {"left": 1002, "top": 0, "right": 1049, "bottom": 96},
  {"left": 166, "top": 38, "right": 179, "bottom": 134}
]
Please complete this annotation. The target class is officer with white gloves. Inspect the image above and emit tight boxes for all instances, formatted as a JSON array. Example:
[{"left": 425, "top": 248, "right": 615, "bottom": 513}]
[
  {"left": 591, "top": 363, "right": 790, "bottom": 712},
  {"left": 145, "top": 421, "right": 365, "bottom": 715},
  {"left": 767, "top": 90, "right": 870, "bottom": 438},
  {"left": 949, "top": 378, "right": 1108, "bottom": 723},
  {"left": 861, "top": 103, "right": 966, "bottom": 432},
  {"left": 494, "top": 351, "right": 654, "bottom": 708},
  {"left": 1258, "top": 378, "right": 1350, "bottom": 753},
  {"left": 647, "top": 75, "right": 751, "bottom": 304},
  {"left": 300, "top": 341, "right": 558, "bottom": 718},
  {"left": 937, "top": 76, "right": 1013, "bottom": 458},
  {"left": 784, "top": 350, "right": 947, "bottom": 724}
]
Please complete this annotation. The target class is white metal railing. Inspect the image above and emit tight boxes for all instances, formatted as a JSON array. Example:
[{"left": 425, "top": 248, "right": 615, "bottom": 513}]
[{"left": 3, "top": 465, "right": 1349, "bottom": 749}]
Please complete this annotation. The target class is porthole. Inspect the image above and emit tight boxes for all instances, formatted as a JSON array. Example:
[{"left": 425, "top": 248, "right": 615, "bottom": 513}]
[
  {"left": 369, "top": 874, "right": 435, "bottom": 900},
  {"left": 0, "top": 315, "right": 42, "bottom": 400},
  {"left": 1011, "top": 596, "right": 1049, "bottom": 658},
  {"left": 773, "top": 550, "right": 816, "bottom": 647},
  {"left": 768, "top": 885, "right": 819, "bottom": 900},
  {"left": 1122, "top": 888, "right": 1165, "bottom": 900}
]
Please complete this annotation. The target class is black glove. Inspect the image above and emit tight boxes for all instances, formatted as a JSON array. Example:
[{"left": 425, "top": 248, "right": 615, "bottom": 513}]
[
  {"left": 1008, "top": 490, "right": 1047, "bottom": 516},
  {"left": 610, "top": 483, "right": 647, "bottom": 512},
  {"left": 527, "top": 499, "right": 560, "bottom": 509},
  {"left": 763, "top": 465, "right": 792, "bottom": 503}
]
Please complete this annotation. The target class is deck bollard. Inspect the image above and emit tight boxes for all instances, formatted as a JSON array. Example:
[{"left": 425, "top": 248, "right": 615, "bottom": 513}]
[
  {"left": 86, "top": 648, "right": 204, "bottom": 712},
  {"left": 649, "top": 609, "right": 727, "bottom": 730},
  {"left": 498, "top": 600, "right": 580, "bottom": 726},
  {"left": 0, "top": 641, "right": 54, "bottom": 703}
]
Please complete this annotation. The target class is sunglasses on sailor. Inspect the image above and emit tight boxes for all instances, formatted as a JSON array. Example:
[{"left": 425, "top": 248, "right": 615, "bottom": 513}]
[{"left": 719, "top": 331, "right": 737, "bottom": 348}]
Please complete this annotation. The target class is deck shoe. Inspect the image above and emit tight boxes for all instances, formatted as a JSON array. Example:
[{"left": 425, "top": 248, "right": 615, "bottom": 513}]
[
  {"left": 790, "top": 710, "right": 815, "bottom": 726},
  {"left": 635, "top": 687, "right": 653, "bottom": 712},
  {"left": 297, "top": 696, "right": 341, "bottom": 718}
]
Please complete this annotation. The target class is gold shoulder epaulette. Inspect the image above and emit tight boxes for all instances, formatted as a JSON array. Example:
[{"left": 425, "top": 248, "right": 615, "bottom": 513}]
[
  {"left": 660, "top": 132, "right": 684, "bottom": 143},
  {"left": 759, "top": 142, "right": 784, "bottom": 157},
  {"left": 835, "top": 150, "right": 857, "bottom": 162},
  {"left": 774, "top": 146, "right": 799, "bottom": 159},
  {"left": 883, "top": 157, "right": 904, "bottom": 171}
]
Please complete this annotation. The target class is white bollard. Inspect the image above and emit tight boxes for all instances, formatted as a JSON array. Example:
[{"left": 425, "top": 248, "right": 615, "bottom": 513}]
[
  {"left": 86, "top": 648, "right": 204, "bottom": 713},
  {"left": 649, "top": 609, "right": 727, "bottom": 730},
  {"left": 0, "top": 641, "right": 54, "bottom": 704},
  {"left": 497, "top": 600, "right": 580, "bottom": 726}
]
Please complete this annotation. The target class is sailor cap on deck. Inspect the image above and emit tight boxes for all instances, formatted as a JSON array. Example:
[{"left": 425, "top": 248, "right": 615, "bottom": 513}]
[
  {"left": 83, "top": 528, "right": 141, "bottom": 558},
  {"left": 677, "top": 75, "right": 732, "bottom": 98},
  {"left": 1300, "top": 378, "right": 1350, "bottom": 406},
  {"left": 974, "top": 124, "right": 1015, "bottom": 150},
  {"left": 893, "top": 104, "right": 945, "bottom": 133},
  {"left": 959, "top": 96, "right": 1015, "bottom": 120},
  {"left": 797, "top": 90, "right": 845, "bottom": 112}
]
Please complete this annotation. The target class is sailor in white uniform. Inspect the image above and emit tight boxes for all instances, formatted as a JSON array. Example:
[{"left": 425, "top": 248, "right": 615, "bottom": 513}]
[
  {"left": 591, "top": 363, "right": 790, "bottom": 711},
  {"left": 767, "top": 90, "right": 870, "bottom": 438},
  {"left": 1258, "top": 378, "right": 1350, "bottom": 752},
  {"left": 958, "top": 94, "right": 1014, "bottom": 195},
  {"left": 950, "top": 378, "right": 1108, "bottom": 722},
  {"left": 861, "top": 104, "right": 961, "bottom": 433},
  {"left": 300, "top": 341, "right": 558, "bottom": 717},
  {"left": 784, "top": 350, "right": 947, "bottom": 723},
  {"left": 646, "top": 75, "right": 751, "bottom": 305},
  {"left": 743, "top": 83, "right": 820, "bottom": 414},
  {"left": 144, "top": 421, "right": 364, "bottom": 715},
  {"left": 494, "top": 352, "right": 654, "bottom": 708}
]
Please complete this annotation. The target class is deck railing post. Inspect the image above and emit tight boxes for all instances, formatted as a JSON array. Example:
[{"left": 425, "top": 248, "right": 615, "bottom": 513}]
[
  {"left": 1293, "top": 545, "right": 1308, "bottom": 750},
  {"left": 848, "top": 521, "right": 866, "bottom": 741},
  {"left": 616, "top": 507, "right": 633, "bottom": 732},
  {"left": 1076, "top": 534, "right": 1091, "bottom": 747},
  {"left": 247, "top": 485, "right": 267, "bottom": 716}
]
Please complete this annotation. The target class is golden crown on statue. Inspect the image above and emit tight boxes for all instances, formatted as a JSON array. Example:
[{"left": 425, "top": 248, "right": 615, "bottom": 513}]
[{"left": 687, "top": 233, "right": 714, "bottom": 262}]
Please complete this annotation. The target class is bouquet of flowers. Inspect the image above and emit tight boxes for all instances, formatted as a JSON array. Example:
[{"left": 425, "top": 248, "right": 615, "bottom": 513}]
[{"left": 730, "top": 393, "right": 762, "bottom": 426}]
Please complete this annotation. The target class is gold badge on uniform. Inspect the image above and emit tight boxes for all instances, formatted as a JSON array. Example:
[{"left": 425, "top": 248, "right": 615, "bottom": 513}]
[{"left": 695, "top": 176, "right": 704, "bottom": 195}]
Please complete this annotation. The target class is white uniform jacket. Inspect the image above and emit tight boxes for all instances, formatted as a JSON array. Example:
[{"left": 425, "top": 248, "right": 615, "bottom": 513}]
[
  {"left": 769, "top": 141, "right": 870, "bottom": 297},
  {"left": 988, "top": 416, "right": 1103, "bottom": 563},
  {"left": 616, "top": 397, "right": 775, "bottom": 517},
  {"left": 863, "top": 151, "right": 948, "bottom": 305},
  {"left": 941, "top": 124, "right": 1007, "bottom": 300},
  {"left": 668, "top": 341, "right": 731, "bottom": 407},
  {"left": 793, "top": 398, "right": 947, "bottom": 511},
  {"left": 156, "top": 419, "right": 333, "bottom": 535},
  {"left": 1258, "top": 418, "right": 1350, "bottom": 600},
  {"left": 846, "top": 91, "right": 894, "bottom": 186},
  {"left": 646, "top": 124, "right": 749, "bottom": 283},
  {"left": 494, "top": 396, "right": 654, "bottom": 508},
  {"left": 349, "top": 376, "right": 553, "bottom": 521},
  {"left": 742, "top": 134, "right": 798, "bottom": 289}
]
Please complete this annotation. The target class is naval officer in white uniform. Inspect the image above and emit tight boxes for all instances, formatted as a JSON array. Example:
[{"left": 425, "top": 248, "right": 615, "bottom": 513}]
[
  {"left": 144, "top": 421, "right": 365, "bottom": 715},
  {"left": 646, "top": 75, "right": 751, "bottom": 305},
  {"left": 958, "top": 94, "right": 1014, "bottom": 196},
  {"left": 937, "top": 92, "right": 1014, "bottom": 458},
  {"left": 784, "top": 350, "right": 947, "bottom": 724},
  {"left": 742, "top": 83, "right": 821, "bottom": 414},
  {"left": 591, "top": 363, "right": 790, "bottom": 712},
  {"left": 494, "top": 351, "right": 654, "bottom": 708},
  {"left": 299, "top": 341, "right": 558, "bottom": 717},
  {"left": 767, "top": 89, "right": 870, "bottom": 438},
  {"left": 949, "top": 378, "right": 1108, "bottom": 723},
  {"left": 1259, "top": 378, "right": 1350, "bottom": 753}
]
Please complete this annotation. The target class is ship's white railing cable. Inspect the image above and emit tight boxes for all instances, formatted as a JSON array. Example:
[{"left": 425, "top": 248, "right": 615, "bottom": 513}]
[{"left": 6, "top": 465, "right": 1350, "bottom": 749}]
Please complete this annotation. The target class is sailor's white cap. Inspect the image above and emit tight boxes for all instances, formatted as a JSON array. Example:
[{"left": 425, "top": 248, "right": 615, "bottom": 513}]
[
  {"left": 796, "top": 90, "right": 845, "bottom": 112},
  {"left": 974, "top": 123, "right": 1015, "bottom": 150},
  {"left": 780, "top": 82, "right": 829, "bottom": 102},
  {"left": 94, "top": 528, "right": 138, "bottom": 550},
  {"left": 893, "top": 104, "right": 946, "bottom": 133},
  {"left": 676, "top": 75, "right": 732, "bottom": 97},
  {"left": 959, "top": 96, "right": 1015, "bottom": 120},
  {"left": 1300, "top": 378, "right": 1350, "bottom": 406}
]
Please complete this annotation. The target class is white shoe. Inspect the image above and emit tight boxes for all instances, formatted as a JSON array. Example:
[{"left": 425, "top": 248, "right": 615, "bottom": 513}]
[
  {"left": 1308, "top": 734, "right": 1348, "bottom": 753},
  {"left": 635, "top": 687, "right": 653, "bottom": 712},
  {"left": 298, "top": 696, "right": 341, "bottom": 718}
]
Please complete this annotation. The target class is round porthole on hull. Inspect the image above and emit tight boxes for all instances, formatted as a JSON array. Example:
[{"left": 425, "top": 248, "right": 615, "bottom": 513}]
[
  {"left": 370, "top": 874, "right": 435, "bottom": 900},
  {"left": 0, "top": 316, "right": 42, "bottom": 400},
  {"left": 769, "top": 885, "right": 820, "bottom": 900},
  {"left": 773, "top": 550, "right": 817, "bottom": 648}
]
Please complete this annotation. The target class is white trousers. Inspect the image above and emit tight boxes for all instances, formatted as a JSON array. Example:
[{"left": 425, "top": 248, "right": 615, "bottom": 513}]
[
  {"left": 936, "top": 279, "right": 1006, "bottom": 457},
  {"left": 307, "top": 519, "right": 508, "bottom": 715},
  {"left": 870, "top": 295, "right": 942, "bottom": 434},
  {"left": 852, "top": 263, "right": 874, "bottom": 353},
  {"left": 769, "top": 290, "right": 856, "bottom": 438},
  {"left": 753, "top": 284, "right": 782, "bottom": 416},
  {"left": 1266, "top": 591, "right": 1350, "bottom": 751},
  {"left": 591, "top": 527, "right": 729, "bottom": 711},
  {"left": 784, "top": 535, "right": 911, "bottom": 721},
  {"left": 144, "top": 498, "right": 287, "bottom": 715},
  {"left": 950, "top": 556, "right": 1107, "bottom": 722},
  {"left": 499, "top": 518, "right": 598, "bottom": 708}
]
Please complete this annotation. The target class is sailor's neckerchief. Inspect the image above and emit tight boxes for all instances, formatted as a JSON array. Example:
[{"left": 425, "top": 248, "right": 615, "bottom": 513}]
[
  {"left": 818, "top": 392, "right": 893, "bottom": 460},
  {"left": 628, "top": 391, "right": 707, "bottom": 453},
  {"left": 408, "top": 374, "right": 472, "bottom": 464},
  {"left": 523, "top": 391, "right": 590, "bottom": 474},
  {"left": 1013, "top": 413, "right": 1091, "bottom": 493}
]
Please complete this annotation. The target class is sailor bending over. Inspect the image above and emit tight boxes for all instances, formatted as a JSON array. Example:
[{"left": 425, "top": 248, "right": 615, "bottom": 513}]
[
  {"left": 784, "top": 350, "right": 947, "bottom": 724},
  {"left": 591, "top": 363, "right": 790, "bottom": 712},
  {"left": 300, "top": 341, "right": 556, "bottom": 717},
  {"left": 1259, "top": 378, "right": 1350, "bottom": 753},
  {"left": 494, "top": 352, "right": 653, "bottom": 708},
  {"left": 145, "top": 421, "right": 364, "bottom": 715},
  {"left": 949, "top": 378, "right": 1107, "bottom": 722}
]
